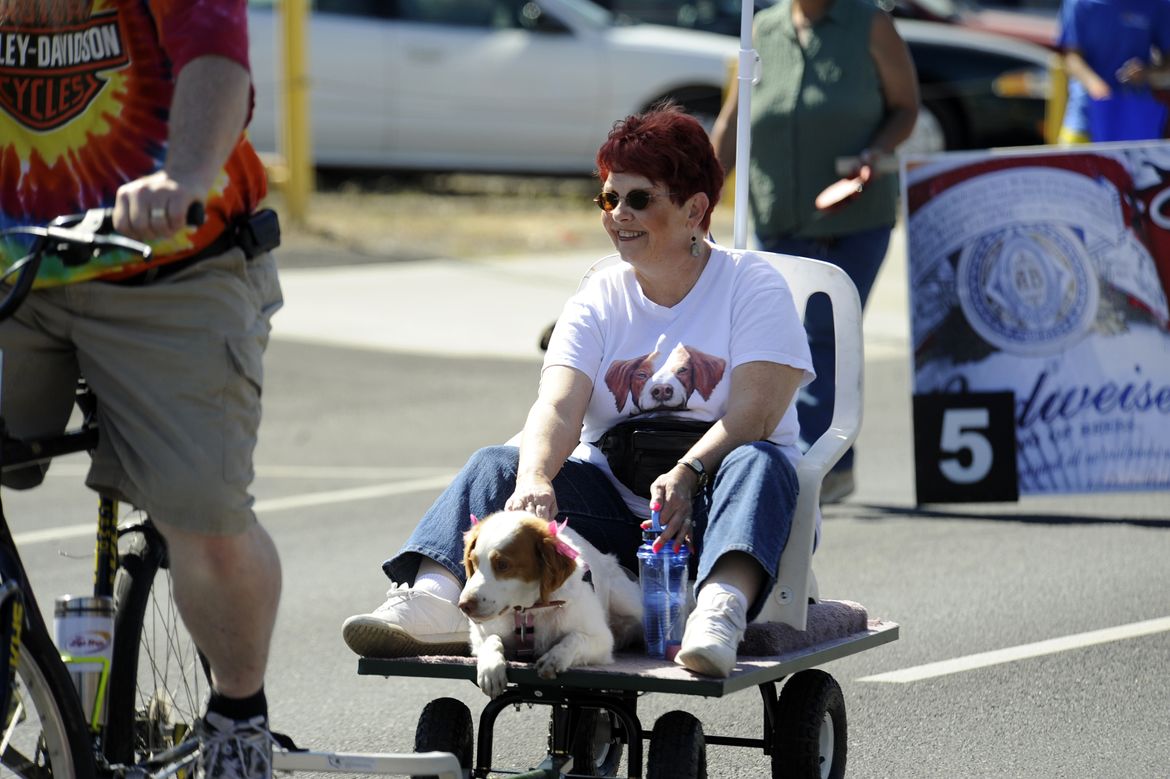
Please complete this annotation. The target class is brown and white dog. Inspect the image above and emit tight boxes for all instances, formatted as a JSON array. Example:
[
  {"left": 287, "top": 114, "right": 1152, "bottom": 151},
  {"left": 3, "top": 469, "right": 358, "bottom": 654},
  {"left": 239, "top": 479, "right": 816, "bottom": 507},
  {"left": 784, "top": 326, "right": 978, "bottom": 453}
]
[
  {"left": 605, "top": 340, "right": 726, "bottom": 413},
  {"left": 459, "top": 510, "right": 642, "bottom": 697}
]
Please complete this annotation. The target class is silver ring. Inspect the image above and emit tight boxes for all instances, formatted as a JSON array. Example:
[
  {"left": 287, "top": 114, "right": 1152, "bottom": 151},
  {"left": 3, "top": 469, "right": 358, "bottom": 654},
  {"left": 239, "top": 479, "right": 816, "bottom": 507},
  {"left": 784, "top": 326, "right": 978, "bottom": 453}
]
[{"left": 149, "top": 207, "right": 167, "bottom": 220}]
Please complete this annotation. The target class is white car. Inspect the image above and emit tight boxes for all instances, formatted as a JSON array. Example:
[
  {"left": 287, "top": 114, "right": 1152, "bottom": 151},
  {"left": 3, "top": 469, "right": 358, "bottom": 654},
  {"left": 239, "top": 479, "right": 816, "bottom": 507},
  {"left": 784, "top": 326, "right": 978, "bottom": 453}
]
[{"left": 246, "top": 0, "right": 737, "bottom": 173}]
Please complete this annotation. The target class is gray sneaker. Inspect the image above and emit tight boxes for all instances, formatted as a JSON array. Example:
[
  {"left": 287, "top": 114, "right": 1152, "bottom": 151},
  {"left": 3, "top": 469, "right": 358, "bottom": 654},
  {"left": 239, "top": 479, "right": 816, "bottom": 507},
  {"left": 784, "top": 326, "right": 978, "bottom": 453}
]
[
  {"left": 342, "top": 583, "right": 470, "bottom": 658},
  {"left": 196, "top": 711, "right": 274, "bottom": 779},
  {"left": 820, "top": 468, "right": 855, "bottom": 504}
]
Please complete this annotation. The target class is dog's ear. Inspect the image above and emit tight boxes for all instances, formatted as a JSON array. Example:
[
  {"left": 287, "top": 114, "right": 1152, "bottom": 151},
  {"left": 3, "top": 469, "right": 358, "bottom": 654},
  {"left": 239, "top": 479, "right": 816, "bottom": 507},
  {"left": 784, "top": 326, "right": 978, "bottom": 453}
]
[
  {"left": 689, "top": 348, "right": 726, "bottom": 400},
  {"left": 604, "top": 355, "right": 648, "bottom": 413},
  {"left": 462, "top": 521, "right": 482, "bottom": 579},
  {"left": 539, "top": 533, "right": 578, "bottom": 604}
]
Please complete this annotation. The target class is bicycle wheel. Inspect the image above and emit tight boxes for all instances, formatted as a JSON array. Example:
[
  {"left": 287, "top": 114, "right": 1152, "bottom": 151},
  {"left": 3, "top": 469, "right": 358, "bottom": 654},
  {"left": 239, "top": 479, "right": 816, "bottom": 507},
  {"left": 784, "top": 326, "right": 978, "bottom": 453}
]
[
  {"left": 0, "top": 616, "right": 96, "bottom": 778},
  {"left": 104, "top": 522, "right": 207, "bottom": 769}
]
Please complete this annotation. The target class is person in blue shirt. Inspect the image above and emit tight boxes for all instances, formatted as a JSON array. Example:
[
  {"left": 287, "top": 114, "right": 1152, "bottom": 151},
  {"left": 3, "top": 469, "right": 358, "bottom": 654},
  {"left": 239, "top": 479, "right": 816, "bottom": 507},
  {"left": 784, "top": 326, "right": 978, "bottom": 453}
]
[{"left": 1057, "top": 0, "right": 1170, "bottom": 143}]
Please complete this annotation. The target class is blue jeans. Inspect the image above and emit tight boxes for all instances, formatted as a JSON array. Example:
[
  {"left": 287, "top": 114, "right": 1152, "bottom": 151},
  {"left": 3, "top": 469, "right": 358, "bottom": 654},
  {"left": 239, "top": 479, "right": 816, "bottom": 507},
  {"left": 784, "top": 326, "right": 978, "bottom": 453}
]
[
  {"left": 384, "top": 442, "right": 798, "bottom": 621},
  {"left": 760, "top": 227, "right": 890, "bottom": 473}
]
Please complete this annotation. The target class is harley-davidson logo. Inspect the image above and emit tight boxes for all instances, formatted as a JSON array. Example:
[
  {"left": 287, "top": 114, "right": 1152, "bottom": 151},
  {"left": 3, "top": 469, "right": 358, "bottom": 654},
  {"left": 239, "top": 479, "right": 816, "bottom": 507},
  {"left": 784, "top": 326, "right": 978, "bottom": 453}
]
[{"left": 0, "top": 11, "right": 128, "bottom": 130}]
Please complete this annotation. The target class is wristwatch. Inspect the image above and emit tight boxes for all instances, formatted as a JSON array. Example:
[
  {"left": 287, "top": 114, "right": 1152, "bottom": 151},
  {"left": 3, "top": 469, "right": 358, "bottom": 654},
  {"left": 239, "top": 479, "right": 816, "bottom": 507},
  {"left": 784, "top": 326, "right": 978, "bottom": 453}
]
[{"left": 677, "top": 456, "right": 708, "bottom": 489}]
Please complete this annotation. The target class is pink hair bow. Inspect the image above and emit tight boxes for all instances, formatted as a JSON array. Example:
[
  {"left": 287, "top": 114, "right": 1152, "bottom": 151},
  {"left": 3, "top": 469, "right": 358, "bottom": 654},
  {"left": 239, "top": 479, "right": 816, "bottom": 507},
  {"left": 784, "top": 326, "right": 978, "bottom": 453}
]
[
  {"left": 463, "top": 513, "right": 481, "bottom": 543},
  {"left": 547, "top": 518, "right": 579, "bottom": 560}
]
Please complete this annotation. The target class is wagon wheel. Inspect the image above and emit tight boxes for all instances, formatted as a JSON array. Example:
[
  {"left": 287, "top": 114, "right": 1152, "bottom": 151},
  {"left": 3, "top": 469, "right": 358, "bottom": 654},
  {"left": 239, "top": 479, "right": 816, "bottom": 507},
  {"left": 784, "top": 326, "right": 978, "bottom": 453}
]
[
  {"left": 414, "top": 697, "right": 473, "bottom": 779},
  {"left": 772, "top": 670, "right": 847, "bottom": 779},
  {"left": 646, "top": 710, "right": 706, "bottom": 779},
  {"left": 569, "top": 707, "right": 623, "bottom": 777}
]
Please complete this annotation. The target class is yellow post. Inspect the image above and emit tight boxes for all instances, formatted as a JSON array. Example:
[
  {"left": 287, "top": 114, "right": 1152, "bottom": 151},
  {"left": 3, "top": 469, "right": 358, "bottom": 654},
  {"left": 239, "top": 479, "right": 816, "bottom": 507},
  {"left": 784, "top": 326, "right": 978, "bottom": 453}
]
[
  {"left": 279, "top": 0, "right": 312, "bottom": 226},
  {"left": 1045, "top": 56, "right": 1068, "bottom": 144},
  {"left": 719, "top": 58, "right": 736, "bottom": 210}
]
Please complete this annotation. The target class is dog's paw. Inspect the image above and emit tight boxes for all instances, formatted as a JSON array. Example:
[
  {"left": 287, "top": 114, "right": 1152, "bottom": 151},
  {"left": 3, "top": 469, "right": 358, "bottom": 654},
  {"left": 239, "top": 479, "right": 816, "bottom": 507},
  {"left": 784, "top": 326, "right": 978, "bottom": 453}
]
[
  {"left": 477, "top": 654, "right": 509, "bottom": 698},
  {"left": 535, "top": 648, "right": 572, "bottom": 679}
]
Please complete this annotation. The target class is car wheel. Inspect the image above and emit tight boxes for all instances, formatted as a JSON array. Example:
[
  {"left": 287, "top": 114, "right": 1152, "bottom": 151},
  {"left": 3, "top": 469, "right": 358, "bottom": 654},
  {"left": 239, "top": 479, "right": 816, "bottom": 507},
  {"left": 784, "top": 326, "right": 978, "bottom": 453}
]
[
  {"left": 899, "top": 102, "right": 947, "bottom": 156},
  {"left": 922, "top": 99, "right": 964, "bottom": 151},
  {"left": 658, "top": 87, "right": 723, "bottom": 133}
]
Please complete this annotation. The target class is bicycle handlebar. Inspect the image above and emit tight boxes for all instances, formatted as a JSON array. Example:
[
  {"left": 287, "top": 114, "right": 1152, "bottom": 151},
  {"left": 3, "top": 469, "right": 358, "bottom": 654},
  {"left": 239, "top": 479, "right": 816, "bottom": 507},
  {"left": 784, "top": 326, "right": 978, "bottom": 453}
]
[{"left": 0, "top": 203, "right": 205, "bottom": 322}]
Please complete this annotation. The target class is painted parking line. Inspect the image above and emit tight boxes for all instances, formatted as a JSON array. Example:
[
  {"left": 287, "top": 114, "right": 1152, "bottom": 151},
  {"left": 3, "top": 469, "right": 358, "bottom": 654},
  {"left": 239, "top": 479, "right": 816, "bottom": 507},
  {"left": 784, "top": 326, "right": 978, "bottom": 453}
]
[
  {"left": 40, "top": 462, "right": 453, "bottom": 481},
  {"left": 251, "top": 474, "right": 455, "bottom": 513},
  {"left": 859, "top": 616, "right": 1170, "bottom": 683},
  {"left": 12, "top": 473, "right": 456, "bottom": 547}
]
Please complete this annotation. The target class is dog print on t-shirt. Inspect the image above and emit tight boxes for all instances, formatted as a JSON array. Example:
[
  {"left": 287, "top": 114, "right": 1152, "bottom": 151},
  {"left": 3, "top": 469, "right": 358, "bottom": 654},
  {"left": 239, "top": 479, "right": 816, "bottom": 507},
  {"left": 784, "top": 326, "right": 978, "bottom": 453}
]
[{"left": 604, "top": 336, "right": 726, "bottom": 414}]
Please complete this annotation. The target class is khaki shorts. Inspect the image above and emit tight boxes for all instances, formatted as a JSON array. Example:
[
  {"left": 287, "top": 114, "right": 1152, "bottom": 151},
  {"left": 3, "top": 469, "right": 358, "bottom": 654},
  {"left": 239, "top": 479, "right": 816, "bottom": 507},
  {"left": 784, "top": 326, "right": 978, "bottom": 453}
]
[{"left": 0, "top": 248, "right": 283, "bottom": 535}]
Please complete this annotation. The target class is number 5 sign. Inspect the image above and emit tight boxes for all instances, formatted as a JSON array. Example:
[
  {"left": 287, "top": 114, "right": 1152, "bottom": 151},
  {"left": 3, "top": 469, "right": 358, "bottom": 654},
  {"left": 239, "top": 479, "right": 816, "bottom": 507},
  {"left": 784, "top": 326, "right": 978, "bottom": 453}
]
[{"left": 912, "top": 392, "right": 1019, "bottom": 504}]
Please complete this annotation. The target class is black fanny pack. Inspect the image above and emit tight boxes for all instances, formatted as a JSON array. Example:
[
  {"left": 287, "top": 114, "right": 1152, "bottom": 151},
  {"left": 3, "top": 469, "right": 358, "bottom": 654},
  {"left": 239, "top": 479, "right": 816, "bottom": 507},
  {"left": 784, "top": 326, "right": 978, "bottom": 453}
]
[
  {"left": 594, "top": 417, "right": 714, "bottom": 498},
  {"left": 111, "top": 209, "right": 282, "bottom": 287}
]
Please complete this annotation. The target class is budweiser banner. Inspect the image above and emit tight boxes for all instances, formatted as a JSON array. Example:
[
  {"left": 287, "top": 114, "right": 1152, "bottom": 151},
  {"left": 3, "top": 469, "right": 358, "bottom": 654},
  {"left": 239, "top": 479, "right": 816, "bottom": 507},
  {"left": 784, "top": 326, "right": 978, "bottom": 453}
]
[{"left": 904, "top": 143, "right": 1170, "bottom": 503}]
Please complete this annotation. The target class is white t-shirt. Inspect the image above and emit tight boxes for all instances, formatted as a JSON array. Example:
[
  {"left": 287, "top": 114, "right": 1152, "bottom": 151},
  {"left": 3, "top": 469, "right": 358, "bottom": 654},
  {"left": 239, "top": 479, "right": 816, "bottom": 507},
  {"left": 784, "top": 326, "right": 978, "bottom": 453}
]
[{"left": 543, "top": 245, "right": 815, "bottom": 516}]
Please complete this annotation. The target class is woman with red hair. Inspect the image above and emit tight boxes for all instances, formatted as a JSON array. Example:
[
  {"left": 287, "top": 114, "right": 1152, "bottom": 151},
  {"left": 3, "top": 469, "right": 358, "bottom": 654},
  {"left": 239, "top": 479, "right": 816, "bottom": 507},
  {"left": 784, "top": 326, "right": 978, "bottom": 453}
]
[{"left": 344, "top": 104, "right": 814, "bottom": 678}]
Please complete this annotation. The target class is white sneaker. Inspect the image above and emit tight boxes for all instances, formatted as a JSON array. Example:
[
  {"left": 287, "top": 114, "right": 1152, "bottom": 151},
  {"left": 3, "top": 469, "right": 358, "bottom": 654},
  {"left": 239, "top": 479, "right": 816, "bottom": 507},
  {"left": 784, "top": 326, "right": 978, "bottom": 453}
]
[
  {"left": 674, "top": 590, "right": 747, "bottom": 678},
  {"left": 342, "top": 583, "right": 470, "bottom": 658}
]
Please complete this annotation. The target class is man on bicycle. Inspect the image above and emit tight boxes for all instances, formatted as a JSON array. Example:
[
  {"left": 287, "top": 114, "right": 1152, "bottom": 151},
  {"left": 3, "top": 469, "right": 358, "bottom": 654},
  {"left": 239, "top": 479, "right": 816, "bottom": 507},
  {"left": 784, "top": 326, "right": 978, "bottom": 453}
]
[{"left": 0, "top": 0, "right": 282, "bottom": 776}]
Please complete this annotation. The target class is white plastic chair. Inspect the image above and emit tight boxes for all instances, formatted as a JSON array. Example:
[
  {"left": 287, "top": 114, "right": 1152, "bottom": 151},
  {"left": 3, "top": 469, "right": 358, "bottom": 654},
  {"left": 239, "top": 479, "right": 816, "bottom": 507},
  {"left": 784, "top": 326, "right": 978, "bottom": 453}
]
[
  {"left": 751, "top": 251, "right": 864, "bottom": 631},
  {"left": 543, "top": 249, "right": 864, "bottom": 632}
]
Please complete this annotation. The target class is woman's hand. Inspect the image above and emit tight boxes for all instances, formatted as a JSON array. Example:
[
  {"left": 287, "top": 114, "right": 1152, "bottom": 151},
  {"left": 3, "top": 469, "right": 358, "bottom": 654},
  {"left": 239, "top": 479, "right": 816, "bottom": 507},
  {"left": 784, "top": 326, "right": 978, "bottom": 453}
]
[
  {"left": 505, "top": 475, "right": 559, "bottom": 520},
  {"left": 644, "top": 465, "right": 698, "bottom": 552}
]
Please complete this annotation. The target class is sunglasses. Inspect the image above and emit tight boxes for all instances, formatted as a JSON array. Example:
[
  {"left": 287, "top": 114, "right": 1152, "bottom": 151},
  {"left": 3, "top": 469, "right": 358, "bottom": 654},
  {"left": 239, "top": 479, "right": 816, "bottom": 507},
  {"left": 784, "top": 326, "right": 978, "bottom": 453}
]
[{"left": 593, "top": 189, "right": 671, "bottom": 212}]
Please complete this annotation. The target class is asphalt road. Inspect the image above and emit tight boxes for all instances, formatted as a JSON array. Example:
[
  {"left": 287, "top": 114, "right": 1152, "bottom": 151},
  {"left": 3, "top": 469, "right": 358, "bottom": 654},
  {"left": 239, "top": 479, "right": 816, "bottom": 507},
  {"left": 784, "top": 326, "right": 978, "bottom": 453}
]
[{"left": 4, "top": 234, "right": 1169, "bottom": 778}]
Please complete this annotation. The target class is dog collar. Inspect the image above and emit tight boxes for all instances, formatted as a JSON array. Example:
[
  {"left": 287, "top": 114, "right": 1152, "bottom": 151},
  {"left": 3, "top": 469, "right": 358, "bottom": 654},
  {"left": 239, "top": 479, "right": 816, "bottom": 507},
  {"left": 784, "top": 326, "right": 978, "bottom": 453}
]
[
  {"left": 509, "top": 564, "right": 592, "bottom": 661},
  {"left": 512, "top": 603, "right": 563, "bottom": 661}
]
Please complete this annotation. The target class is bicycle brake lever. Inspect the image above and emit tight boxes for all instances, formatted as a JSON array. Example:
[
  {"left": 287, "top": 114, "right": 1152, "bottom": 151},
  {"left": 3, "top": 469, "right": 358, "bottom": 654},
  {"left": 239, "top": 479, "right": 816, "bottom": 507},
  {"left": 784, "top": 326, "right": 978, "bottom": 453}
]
[{"left": 41, "top": 225, "right": 153, "bottom": 263}]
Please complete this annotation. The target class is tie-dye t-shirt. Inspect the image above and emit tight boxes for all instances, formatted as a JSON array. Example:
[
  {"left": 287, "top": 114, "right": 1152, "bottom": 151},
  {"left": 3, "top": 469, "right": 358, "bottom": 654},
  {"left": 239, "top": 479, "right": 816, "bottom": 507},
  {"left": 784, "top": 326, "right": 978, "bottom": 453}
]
[{"left": 0, "top": 0, "right": 267, "bottom": 285}]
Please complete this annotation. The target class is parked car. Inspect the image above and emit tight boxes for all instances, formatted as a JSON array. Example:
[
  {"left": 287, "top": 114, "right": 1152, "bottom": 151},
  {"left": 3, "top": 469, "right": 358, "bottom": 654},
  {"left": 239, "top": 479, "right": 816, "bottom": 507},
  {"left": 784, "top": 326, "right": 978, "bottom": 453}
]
[
  {"left": 594, "top": 0, "right": 764, "bottom": 35},
  {"left": 895, "top": 17, "right": 1054, "bottom": 151},
  {"left": 882, "top": 0, "right": 1058, "bottom": 48},
  {"left": 594, "top": 0, "right": 1055, "bottom": 152},
  {"left": 246, "top": 0, "right": 737, "bottom": 173},
  {"left": 247, "top": 0, "right": 1053, "bottom": 172}
]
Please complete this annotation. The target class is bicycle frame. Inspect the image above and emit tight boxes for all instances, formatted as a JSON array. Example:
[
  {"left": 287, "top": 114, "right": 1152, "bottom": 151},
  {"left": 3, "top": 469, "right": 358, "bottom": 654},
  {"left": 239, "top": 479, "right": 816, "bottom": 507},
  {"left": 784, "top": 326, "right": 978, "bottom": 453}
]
[
  {"left": 0, "top": 414, "right": 209, "bottom": 778},
  {"left": 0, "top": 208, "right": 466, "bottom": 779},
  {"left": 0, "top": 489, "right": 95, "bottom": 771}
]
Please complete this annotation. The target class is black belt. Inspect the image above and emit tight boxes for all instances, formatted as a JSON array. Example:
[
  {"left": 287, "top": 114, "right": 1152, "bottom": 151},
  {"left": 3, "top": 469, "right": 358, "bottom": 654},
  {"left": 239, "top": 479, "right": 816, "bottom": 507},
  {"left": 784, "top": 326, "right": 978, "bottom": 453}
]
[{"left": 107, "top": 209, "right": 281, "bottom": 287}]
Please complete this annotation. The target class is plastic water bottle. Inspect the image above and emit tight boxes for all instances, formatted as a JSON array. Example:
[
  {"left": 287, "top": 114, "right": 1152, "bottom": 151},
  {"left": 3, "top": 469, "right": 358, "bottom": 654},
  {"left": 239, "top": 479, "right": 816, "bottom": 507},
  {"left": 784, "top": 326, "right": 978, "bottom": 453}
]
[{"left": 637, "top": 510, "right": 689, "bottom": 660}]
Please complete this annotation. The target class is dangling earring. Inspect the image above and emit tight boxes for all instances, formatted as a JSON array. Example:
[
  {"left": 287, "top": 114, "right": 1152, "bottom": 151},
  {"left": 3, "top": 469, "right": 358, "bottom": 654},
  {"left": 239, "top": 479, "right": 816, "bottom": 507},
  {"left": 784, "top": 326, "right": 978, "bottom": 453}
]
[{"left": 690, "top": 234, "right": 701, "bottom": 258}]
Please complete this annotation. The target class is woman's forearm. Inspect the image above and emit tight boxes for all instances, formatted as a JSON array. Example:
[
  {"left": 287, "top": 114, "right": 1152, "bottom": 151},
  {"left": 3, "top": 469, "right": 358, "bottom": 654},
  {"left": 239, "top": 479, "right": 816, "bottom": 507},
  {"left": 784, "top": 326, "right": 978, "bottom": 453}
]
[{"left": 517, "top": 399, "right": 581, "bottom": 481}]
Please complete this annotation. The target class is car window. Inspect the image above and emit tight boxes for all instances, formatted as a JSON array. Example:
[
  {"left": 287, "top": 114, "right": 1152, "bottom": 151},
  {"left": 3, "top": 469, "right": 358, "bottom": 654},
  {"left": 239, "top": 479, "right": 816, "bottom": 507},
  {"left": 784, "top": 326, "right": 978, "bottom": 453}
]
[
  {"left": 315, "top": 0, "right": 397, "bottom": 17},
  {"left": 552, "top": 0, "right": 615, "bottom": 26},
  {"left": 247, "top": 0, "right": 399, "bottom": 17},
  {"left": 395, "top": 0, "right": 558, "bottom": 29},
  {"left": 396, "top": 0, "right": 486, "bottom": 26},
  {"left": 603, "top": 0, "right": 737, "bottom": 27}
]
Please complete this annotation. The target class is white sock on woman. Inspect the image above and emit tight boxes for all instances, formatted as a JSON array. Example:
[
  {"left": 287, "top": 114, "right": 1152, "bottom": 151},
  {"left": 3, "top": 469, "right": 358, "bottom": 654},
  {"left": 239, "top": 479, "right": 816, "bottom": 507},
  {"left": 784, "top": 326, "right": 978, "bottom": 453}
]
[
  {"left": 412, "top": 559, "right": 463, "bottom": 604},
  {"left": 696, "top": 581, "right": 749, "bottom": 614}
]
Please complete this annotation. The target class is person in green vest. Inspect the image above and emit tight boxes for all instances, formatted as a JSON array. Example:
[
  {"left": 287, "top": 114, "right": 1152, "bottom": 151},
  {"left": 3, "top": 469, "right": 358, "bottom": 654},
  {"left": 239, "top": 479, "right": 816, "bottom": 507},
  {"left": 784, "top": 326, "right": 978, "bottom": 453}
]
[{"left": 711, "top": 0, "right": 918, "bottom": 503}]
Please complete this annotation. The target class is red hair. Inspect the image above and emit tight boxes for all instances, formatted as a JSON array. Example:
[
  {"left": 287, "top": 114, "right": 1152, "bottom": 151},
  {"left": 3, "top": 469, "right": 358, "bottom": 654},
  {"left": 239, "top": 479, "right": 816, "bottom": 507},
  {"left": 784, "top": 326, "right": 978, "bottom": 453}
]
[{"left": 595, "top": 103, "right": 724, "bottom": 232}]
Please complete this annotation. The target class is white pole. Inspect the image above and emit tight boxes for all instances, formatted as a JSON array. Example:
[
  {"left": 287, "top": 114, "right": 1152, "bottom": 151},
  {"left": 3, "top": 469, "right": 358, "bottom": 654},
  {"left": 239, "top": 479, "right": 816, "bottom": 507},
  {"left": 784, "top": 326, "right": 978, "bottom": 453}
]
[{"left": 732, "top": 0, "right": 757, "bottom": 250}]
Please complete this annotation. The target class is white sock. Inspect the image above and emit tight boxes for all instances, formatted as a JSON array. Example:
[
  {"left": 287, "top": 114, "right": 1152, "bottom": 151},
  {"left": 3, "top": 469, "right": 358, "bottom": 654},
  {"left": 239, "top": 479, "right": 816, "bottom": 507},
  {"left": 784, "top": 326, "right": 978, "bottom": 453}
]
[
  {"left": 412, "top": 560, "right": 462, "bottom": 604},
  {"left": 697, "top": 581, "right": 749, "bottom": 614}
]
